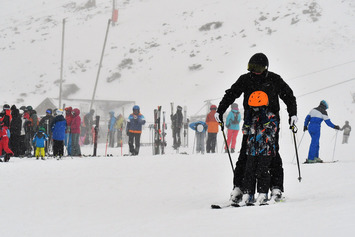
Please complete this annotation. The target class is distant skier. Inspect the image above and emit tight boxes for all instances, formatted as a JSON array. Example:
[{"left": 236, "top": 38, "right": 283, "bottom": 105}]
[
  {"left": 64, "top": 107, "right": 73, "bottom": 155},
  {"left": 71, "top": 108, "right": 82, "bottom": 157},
  {"left": 83, "top": 109, "right": 95, "bottom": 145},
  {"left": 115, "top": 114, "right": 124, "bottom": 148},
  {"left": 126, "top": 105, "right": 146, "bottom": 156},
  {"left": 23, "top": 112, "right": 33, "bottom": 157},
  {"left": 108, "top": 111, "right": 116, "bottom": 148},
  {"left": 205, "top": 105, "right": 219, "bottom": 153},
  {"left": 171, "top": 105, "right": 183, "bottom": 149},
  {"left": 10, "top": 108, "right": 22, "bottom": 157},
  {"left": 303, "top": 100, "right": 340, "bottom": 163},
  {"left": 0, "top": 104, "right": 14, "bottom": 162},
  {"left": 51, "top": 109, "right": 67, "bottom": 158},
  {"left": 189, "top": 121, "right": 208, "bottom": 154},
  {"left": 225, "top": 103, "right": 241, "bottom": 153},
  {"left": 32, "top": 128, "right": 48, "bottom": 160},
  {"left": 341, "top": 121, "right": 351, "bottom": 144},
  {"left": 38, "top": 108, "right": 54, "bottom": 155}
]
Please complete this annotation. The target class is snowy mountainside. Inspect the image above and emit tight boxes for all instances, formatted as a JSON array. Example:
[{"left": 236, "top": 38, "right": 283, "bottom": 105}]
[{"left": 0, "top": 0, "right": 355, "bottom": 124}]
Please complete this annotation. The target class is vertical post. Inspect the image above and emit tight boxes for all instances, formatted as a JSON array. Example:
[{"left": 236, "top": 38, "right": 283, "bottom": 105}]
[
  {"left": 90, "top": 19, "right": 111, "bottom": 111},
  {"left": 59, "top": 18, "right": 66, "bottom": 108}
]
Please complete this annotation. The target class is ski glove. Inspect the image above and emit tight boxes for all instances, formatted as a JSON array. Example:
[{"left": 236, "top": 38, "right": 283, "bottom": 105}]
[
  {"left": 214, "top": 112, "right": 223, "bottom": 124},
  {"left": 334, "top": 125, "right": 340, "bottom": 130},
  {"left": 289, "top": 115, "right": 298, "bottom": 126},
  {"left": 303, "top": 126, "right": 308, "bottom": 132}
]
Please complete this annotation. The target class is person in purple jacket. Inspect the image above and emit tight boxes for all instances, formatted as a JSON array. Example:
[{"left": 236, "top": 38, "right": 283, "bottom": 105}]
[{"left": 304, "top": 100, "right": 340, "bottom": 163}]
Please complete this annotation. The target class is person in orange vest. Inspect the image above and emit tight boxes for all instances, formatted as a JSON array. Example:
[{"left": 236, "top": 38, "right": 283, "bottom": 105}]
[{"left": 205, "top": 105, "right": 219, "bottom": 153}]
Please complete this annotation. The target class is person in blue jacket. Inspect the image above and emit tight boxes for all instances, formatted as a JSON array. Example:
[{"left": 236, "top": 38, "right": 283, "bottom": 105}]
[
  {"left": 304, "top": 100, "right": 340, "bottom": 163},
  {"left": 126, "top": 105, "right": 146, "bottom": 155},
  {"left": 108, "top": 111, "right": 117, "bottom": 148},
  {"left": 189, "top": 121, "right": 208, "bottom": 154},
  {"left": 32, "top": 127, "right": 48, "bottom": 160},
  {"left": 51, "top": 109, "right": 67, "bottom": 158},
  {"left": 225, "top": 103, "right": 242, "bottom": 153}
]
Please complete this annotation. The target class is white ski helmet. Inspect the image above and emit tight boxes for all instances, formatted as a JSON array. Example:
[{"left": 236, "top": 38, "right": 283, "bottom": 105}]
[{"left": 196, "top": 124, "right": 204, "bottom": 133}]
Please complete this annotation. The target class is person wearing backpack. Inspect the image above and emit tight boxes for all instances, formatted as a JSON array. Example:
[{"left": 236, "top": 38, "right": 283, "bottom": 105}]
[{"left": 225, "top": 103, "right": 241, "bottom": 153}]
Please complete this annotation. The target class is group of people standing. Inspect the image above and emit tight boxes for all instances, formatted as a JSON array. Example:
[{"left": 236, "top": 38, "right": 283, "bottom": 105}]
[
  {"left": 0, "top": 105, "right": 84, "bottom": 161},
  {"left": 189, "top": 103, "right": 242, "bottom": 155}
]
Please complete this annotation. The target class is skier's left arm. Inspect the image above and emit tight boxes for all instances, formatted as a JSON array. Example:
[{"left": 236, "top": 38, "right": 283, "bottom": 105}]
[
  {"left": 324, "top": 119, "right": 340, "bottom": 130},
  {"left": 278, "top": 77, "right": 297, "bottom": 122},
  {"left": 139, "top": 115, "right": 146, "bottom": 125}
]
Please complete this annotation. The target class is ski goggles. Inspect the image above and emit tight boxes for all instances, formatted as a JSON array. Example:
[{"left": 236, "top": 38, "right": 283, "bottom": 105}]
[{"left": 247, "top": 63, "right": 267, "bottom": 73}]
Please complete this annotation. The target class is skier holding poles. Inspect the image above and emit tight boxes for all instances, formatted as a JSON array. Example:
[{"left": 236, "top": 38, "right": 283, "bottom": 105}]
[
  {"left": 303, "top": 100, "right": 340, "bottom": 163},
  {"left": 214, "top": 53, "right": 297, "bottom": 204}
]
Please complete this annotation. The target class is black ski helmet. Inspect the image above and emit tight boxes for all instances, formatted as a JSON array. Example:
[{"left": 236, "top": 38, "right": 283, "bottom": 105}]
[
  {"left": 3, "top": 104, "right": 10, "bottom": 110},
  {"left": 247, "top": 53, "right": 269, "bottom": 73}
]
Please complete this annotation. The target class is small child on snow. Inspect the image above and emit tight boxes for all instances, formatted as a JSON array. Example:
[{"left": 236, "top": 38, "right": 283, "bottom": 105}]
[
  {"left": 32, "top": 127, "right": 49, "bottom": 160},
  {"left": 239, "top": 91, "right": 278, "bottom": 206}
]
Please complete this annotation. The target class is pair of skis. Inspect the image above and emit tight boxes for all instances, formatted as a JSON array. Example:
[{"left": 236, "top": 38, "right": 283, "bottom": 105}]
[
  {"left": 211, "top": 197, "right": 286, "bottom": 209},
  {"left": 153, "top": 106, "right": 167, "bottom": 155}
]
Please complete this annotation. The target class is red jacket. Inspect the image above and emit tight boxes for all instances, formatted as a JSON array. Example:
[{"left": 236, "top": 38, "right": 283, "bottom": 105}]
[
  {"left": 0, "top": 109, "right": 12, "bottom": 128},
  {"left": 70, "top": 108, "right": 81, "bottom": 134},
  {"left": 65, "top": 107, "right": 73, "bottom": 127}
]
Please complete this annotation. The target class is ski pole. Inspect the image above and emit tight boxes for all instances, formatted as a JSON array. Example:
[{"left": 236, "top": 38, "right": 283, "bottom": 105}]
[
  {"left": 332, "top": 130, "right": 338, "bottom": 161},
  {"left": 219, "top": 122, "right": 235, "bottom": 174},
  {"left": 105, "top": 128, "right": 109, "bottom": 157},
  {"left": 192, "top": 132, "right": 196, "bottom": 154},
  {"left": 290, "top": 125, "right": 302, "bottom": 182},
  {"left": 292, "top": 131, "right": 305, "bottom": 164}
]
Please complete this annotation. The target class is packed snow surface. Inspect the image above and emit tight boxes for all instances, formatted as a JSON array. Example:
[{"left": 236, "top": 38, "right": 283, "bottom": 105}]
[{"left": 1, "top": 0, "right": 355, "bottom": 236}]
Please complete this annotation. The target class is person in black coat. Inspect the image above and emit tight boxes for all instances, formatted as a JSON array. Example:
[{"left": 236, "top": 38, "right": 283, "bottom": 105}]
[
  {"left": 10, "top": 108, "right": 23, "bottom": 157},
  {"left": 215, "top": 53, "right": 298, "bottom": 203},
  {"left": 171, "top": 106, "right": 183, "bottom": 149}
]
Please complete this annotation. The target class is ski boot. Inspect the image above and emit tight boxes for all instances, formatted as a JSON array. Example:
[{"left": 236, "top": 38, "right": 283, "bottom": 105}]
[
  {"left": 238, "top": 193, "right": 255, "bottom": 207},
  {"left": 255, "top": 193, "right": 268, "bottom": 206},
  {"left": 315, "top": 157, "right": 323, "bottom": 163},
  {"left": 230, "top": 186, "right": 243, "bottom": 203},
  {"left": 305, "top": 159, "right": 316, "bottom": 164},
  {"left": 270, "top": 188, "right": 282, "bottom": 202}
]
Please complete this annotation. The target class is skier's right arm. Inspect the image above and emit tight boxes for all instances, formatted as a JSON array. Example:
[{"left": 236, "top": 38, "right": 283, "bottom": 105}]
[{"left": 217, "top": 77, "right": 244, "bottom": 115}]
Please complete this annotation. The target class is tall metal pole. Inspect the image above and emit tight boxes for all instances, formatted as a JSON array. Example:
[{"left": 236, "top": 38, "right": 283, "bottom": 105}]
[
  {"left": 59, "top": 18, "right": 66, "bottom": 108},
  {"left": 90, "top": 19, "right": 111, "bottom": 111}
]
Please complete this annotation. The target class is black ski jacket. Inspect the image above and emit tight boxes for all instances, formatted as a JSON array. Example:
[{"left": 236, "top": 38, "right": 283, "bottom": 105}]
[{"left": 217, "top": 71, "right": 297, "bottom": 120}]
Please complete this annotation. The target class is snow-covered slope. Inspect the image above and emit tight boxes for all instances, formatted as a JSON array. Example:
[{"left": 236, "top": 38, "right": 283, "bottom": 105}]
[
  {"left": 1, "top": 1, "right": 355, "bottom": 236},
  {"left": 0, "top": 145, "right": 354, "bottom": 237}
]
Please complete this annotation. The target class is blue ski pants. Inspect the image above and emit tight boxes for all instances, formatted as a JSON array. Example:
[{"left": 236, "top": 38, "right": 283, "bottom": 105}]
[{"left": 308, "top": 126, "right": 321, "bottom": 160}]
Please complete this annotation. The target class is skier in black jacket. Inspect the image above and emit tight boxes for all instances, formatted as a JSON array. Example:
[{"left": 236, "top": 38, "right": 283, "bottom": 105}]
[
  {"left": 215, "top": 53, "right": 297, "bottom": 203},
  {"left": 10, "top": 108, "right": 22, "bottom": 157},
  {"left": 171, "top": 106, "right": 183, "bottom": 149}
]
